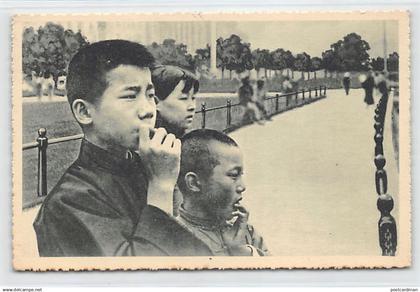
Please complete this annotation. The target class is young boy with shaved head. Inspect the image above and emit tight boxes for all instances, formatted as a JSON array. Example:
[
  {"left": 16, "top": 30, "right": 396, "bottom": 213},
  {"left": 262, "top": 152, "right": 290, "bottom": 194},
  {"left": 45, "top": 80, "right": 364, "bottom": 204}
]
[{"left": 177, "top": 129, "right": 269, "bottom": 256}]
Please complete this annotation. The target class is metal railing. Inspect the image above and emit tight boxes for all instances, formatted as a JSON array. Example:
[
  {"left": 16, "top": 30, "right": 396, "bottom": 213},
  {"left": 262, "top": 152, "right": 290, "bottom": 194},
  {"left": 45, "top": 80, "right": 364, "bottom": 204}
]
[
  {"left": 373, "top": 85, "right": 397, "bottom": 256},
  {"left": 22, "top": 85, "right": 327, "bottom": 203}
]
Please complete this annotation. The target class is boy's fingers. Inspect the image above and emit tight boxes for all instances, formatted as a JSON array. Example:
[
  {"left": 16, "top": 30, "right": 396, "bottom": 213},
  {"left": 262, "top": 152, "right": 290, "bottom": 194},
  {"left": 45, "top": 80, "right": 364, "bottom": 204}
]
[
  {"left": 138, "top": 126, "right": 151, "bottom": 151},
  {"left": 150, "top": 127, "right": 167, "bottom": 147},
  {"left": 172, "top": 138, "right": 181, "bottom": 153},
  {"left": 162, "top": 133, "right": 176, "bottom": 149}
]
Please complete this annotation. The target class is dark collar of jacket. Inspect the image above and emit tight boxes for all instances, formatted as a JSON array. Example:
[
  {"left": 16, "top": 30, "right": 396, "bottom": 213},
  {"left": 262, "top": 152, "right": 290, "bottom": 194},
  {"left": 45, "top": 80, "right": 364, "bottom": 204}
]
[{"left": 77, "top": 139, "right": 146, "bottom": 176}]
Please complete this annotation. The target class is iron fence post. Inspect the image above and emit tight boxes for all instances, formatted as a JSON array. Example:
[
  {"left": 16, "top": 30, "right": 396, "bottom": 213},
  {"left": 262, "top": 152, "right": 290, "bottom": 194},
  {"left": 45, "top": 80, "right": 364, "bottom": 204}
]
[
  {"left": 315, "top": 87, "right": 318, "bottom": 97},
  {"left": 37, "top": 128, "right": 48, "bottom": 197},
  {"left": 324, "top": 86, "right": 327, "bottom": 96},
  {"left": 226, "top": 99, "right": 232, "bottom": 127},
  {"left": 275, "top": 94, "right": 279, "bottom": 112},
  {"left": 302, "top": 89, "right": 305, "bottom": 101},
  {"left": 309, "top": 88, "right": 312, "bottom": 99},
  {"left": 201, "top": 102, "right": 206, "bottom": 129}
]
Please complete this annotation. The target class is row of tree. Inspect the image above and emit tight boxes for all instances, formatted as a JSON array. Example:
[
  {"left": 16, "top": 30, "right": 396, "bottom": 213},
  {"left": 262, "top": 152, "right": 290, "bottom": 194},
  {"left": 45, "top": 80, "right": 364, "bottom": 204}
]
[
  {"left": 148, "top": 32, "right": 399, "bottom": 79},
  {"left": 22, "top": 22, "right": 399, "bottom": 81}
]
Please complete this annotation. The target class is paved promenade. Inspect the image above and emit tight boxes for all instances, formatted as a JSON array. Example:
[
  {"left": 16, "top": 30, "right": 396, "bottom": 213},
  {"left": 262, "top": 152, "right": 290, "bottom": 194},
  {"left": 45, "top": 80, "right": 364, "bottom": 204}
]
[{"left": 230, "top": 88, "right": 398, "bottom": 256}]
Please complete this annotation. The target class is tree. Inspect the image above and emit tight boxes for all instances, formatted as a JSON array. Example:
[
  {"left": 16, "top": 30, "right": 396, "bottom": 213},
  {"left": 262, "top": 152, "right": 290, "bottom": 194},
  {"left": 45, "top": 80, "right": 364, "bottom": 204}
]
[
  {"left": 331, "top": 33, "right": 371, "bottom": 72},
  {"left": 236, "top": 42, "right": 253, "bottom": 75},
  {"left": 370, "top": 57, "right": 385, "bottom": 71},
  {"left": 147, "top": 39, "right": 195, "bottom": 71},
  {"left": 294, "top": 52, "right": 311, "bottom": 79},
  {"left": 194, "top": 44, "right": 210, "bottom": 76},
  {"left": 284, "top": 50, "right": 295, "bottom": 78},
  {"left": 222, "top": 35, "right": 251, "bottom": 79},
  {"left": 216, "top": 37, "right": 227, "bottom": 79},
  {"left": 22, "top": 22, "right": 88, "bottom": 78},
  {"left": 215, "top": 35, "right": 255, "bottom": 79},
  {"left": 321, "top": 49, "right": 341, "bottom": 77},
  {"left": 310, "top": 57, "right": 322, "bottom": 79},
  {"left": 271, "top": 48, "right": 288, "bottom": 76},
  {"left": 387, "top": 52, "right": 399, "bottom": 72},
  {"left": 252, "top": 49, "right": 271, "bottom": 78}
]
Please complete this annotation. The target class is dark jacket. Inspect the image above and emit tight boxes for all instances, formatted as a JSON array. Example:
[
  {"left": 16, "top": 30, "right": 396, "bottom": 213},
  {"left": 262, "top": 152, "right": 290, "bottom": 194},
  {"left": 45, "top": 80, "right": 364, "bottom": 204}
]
[
  {"left": 238, "top": 84, "right": 254, "bottom": 105},
  {"left": 177, "top": 206, "right": 270, "bottom": 256},
  {"left": 33, "top": 139, "right": 213, "bottom": 257}
]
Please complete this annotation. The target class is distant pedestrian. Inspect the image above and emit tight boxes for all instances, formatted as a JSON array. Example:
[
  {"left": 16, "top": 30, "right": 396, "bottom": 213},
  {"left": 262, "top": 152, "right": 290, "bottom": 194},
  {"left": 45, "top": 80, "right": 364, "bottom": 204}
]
[
  {"left": 282, "top": 76, "right": 294, "bottom": 106},
  {"left": 238, "top": 77, "right": 263, "bottom": 125},
  {"left": 32, "top": 71, "right": 43, "bottom": 99},
  {"left": 282, "top": 76, "right": 293, "bottom": 94},
  {"left": 374, "top": 71, "right": 389, "bottom": 98},
  {"left": 254, "top": 79, "right": 271, "bottom": 120},
  {"left": 342, "top": 72, "right": 351, "bottom": 95},
  {"left": 43, "top": 72, "right": 55, "bottom": 99},
  {"left": 359, "top": 72, "right": 375, "bottom": 106}
]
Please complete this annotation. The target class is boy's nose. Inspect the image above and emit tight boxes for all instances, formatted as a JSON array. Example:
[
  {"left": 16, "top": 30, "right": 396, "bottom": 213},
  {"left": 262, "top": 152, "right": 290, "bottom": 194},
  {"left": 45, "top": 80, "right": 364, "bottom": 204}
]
[
  {"left": 237, "top": 180, "right": 246, "bottom": 193},
  {"left": 137, "top": 96, "right": 156, "bottom": 120},
  {"left": 187, "top": 103, "right": 196, "bottom": 112}
]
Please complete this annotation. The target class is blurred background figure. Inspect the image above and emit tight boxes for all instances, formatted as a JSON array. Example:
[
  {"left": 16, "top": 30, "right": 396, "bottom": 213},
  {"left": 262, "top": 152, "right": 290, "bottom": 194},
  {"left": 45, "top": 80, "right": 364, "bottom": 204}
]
[
  {"left": 43, "top": 71, "right": 55, "bottom": 99},
  {"left": 238, "top": 76, "right": 264, "bottom": 125},
  {"left": 32, "top": 70, "right": 43, "bottom": 99},
  {"left": 254, "top": 79, "right": 271, "bottom": 121},
  {"left": 282, "top": 76, "right": 293, "bottom": 94},
  {"left": 359, "top": 72, "right": 375, "bottom": 106},
  {"left": 342, "top": 72, "right": 351, "bottom": 95},
  {"left": 374, "top": 71, "right": 389, "bottom": 97},
  {"left": 56, "top": 72, "right": 67, "bottom": 91}
]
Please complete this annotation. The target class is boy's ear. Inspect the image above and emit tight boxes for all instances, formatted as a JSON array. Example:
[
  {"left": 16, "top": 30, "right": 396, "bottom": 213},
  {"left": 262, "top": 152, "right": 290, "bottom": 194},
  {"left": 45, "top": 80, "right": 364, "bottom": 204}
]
[
  {"left": 72, "top": 99, "right": 93, "bottom": 126},
  {"left": 184, "top": 172, "right": 201, "bottom": 193}
]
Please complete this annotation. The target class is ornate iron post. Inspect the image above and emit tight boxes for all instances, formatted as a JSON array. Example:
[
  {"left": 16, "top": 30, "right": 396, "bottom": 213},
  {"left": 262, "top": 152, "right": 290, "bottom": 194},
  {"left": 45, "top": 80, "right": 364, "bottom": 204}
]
[
  {"left": 37, "top": 128, "right": 48, "bottom": 197},
  {"left": 226, "top": 99, "right": 232, "bottom": 128},
  {"left": 201, "top": 102, "right": 206, "bottom": 129},
  {"left": 373, "top": 90, "right": 397, "bottom": 256}
]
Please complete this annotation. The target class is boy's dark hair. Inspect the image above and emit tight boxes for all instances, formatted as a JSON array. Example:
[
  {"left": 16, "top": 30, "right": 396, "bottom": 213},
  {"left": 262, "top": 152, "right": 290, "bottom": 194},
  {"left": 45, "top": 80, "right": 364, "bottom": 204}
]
[
  {"left": 151, "top": 65, "right": 199, "bottom": 101},
  {"left": 177, "top": 129, "right": 238, "bottom": 195},
  {"left": 66, "top": 40, "right": 155, "bottom": 107}
]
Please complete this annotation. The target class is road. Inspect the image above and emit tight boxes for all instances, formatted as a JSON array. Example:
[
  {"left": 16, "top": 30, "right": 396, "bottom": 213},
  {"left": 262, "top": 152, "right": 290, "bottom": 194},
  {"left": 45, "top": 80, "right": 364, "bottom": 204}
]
[
  {"left": 230, "top": 88, "right": 399, "bottom": 256},
  {"left": 19, "top": 88, "right": 399, "bottom": 257}
]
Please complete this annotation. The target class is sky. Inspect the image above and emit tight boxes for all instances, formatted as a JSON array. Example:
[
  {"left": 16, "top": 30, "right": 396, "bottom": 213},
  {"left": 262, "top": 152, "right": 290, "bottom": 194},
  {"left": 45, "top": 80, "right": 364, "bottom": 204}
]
[{"left": 215, "top": 20, "right": 398, "bottom": 58}]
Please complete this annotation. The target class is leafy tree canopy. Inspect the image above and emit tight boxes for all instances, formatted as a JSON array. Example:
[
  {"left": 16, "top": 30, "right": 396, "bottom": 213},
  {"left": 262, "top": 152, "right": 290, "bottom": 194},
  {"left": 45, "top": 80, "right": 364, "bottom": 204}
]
[
  {"left": 147, "top": 39, "right": 195, "bottom": 71},
  {"left": 22, "top": 22, "right": 89, "bottom": 78}
]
